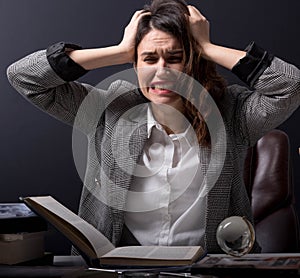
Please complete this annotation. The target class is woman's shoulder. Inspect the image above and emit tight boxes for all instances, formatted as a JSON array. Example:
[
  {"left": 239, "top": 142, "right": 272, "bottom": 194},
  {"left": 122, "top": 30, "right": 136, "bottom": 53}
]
[
  {"left": 217, "top": 84, "right": 252, "bottom": 126},
  {"left": 221, "top": 83, "right": 252, "bottom": 106},
  {"left": 225, "top": 83, "right": 250, "bottom": 94}
]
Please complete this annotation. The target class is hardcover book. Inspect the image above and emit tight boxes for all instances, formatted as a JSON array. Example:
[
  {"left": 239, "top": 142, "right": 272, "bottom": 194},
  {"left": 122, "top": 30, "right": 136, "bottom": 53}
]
[{"left": 22, "top": 196, "right": 206, "bottom": 268}]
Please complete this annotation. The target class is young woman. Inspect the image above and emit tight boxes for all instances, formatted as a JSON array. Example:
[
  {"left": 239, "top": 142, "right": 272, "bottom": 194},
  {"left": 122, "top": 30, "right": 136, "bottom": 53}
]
[{"left": 7, "top": 0, "right": 300, "bottom": 253}]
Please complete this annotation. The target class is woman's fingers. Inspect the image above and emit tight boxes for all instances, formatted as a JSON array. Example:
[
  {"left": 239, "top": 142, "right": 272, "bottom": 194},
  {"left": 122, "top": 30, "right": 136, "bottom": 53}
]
[
  {"left": 127, "top": 10, "right": 150, "bottom": 27},
  {"left": 187, "top": 5, "right": 207, "bottom": 21},
  {"left": 119, "top": 10, "right": 151, "bottom": 62},
  {"left": 187, "top": 5, "right": 210, "bottom": 48}
]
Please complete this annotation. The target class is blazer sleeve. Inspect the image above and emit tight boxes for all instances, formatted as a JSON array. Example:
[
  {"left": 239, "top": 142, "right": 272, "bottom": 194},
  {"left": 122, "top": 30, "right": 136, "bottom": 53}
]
[
  {"left": 6, "top": 47, "right": 106, "bottom": 135},
  {"left": 230, "top": 44, "right": 300, "bottom": 146}
]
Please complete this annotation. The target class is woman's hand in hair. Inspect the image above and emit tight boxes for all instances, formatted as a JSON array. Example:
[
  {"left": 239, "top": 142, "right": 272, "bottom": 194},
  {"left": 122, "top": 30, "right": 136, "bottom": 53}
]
[
  {"left": 118, "top": 10, "right": 150, "bottom": 63},
  {"left": 187, "top": 5, "right": 211, "bottom": 54},
  {"left": 187, "top": 5, "right": 246, "bottom": 70}
]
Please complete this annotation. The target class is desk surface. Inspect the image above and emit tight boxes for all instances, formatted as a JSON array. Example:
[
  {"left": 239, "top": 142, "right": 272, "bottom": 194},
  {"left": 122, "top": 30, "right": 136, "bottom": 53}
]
[
  {"left": 0, "top": 256, "right": 86, "bottom": 278},
  {"left": 1, "top": 254, "right": 300, "bottom": 278}
]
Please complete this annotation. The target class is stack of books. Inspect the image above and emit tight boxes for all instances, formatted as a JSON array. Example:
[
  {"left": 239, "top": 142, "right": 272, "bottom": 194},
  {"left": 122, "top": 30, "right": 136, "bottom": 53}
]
[{"left": 0, "top": 202, "right": 48, "bottom": 265}]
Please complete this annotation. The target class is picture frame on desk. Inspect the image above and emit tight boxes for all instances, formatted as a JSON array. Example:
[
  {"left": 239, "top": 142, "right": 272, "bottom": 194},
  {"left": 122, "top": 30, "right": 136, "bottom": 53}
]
[{"left": 0, "top": 202, "right": 47, "bottom": 233}]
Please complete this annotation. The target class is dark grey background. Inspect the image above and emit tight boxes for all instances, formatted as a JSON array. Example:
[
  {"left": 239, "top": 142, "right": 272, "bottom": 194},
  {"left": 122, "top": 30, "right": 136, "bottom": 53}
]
[{"left": 0, "top": 0, "right": 299, "bottom": 254}]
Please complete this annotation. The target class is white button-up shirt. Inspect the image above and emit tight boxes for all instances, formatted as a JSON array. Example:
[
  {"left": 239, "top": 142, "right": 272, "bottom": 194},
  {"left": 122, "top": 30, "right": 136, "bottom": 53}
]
[{"left": 125, "top": 107, "right": 207, "bottom": 246}]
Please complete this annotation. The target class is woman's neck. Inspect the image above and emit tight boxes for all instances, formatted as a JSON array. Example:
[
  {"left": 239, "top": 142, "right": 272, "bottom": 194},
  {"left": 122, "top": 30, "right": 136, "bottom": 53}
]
[{"left": 150, "top": 102, "right": 188, "bottom": 135}]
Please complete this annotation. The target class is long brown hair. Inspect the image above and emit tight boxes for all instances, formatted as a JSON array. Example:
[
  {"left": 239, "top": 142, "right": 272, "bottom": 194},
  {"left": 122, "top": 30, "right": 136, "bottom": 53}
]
[{"left": 135, "top": 0, "right": 227, "bottom": 146}]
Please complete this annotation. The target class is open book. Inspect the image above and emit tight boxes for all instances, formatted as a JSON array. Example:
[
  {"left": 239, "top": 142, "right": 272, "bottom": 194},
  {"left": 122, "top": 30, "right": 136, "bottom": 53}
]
[{"left": 22, "top": 196, "right": 205, "bottom": 268}]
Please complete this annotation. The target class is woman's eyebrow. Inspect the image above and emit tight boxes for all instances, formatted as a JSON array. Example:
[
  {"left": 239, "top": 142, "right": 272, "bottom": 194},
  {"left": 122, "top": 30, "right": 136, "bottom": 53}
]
[
  {"left": 140, "top": 51, "right": 157, "bottom": 56},
  {"left": 140, "top": 49, "right": 183, "bottom": 56},
  {"left": 167, "top": 49, "right": 183, "bottom": 55}
]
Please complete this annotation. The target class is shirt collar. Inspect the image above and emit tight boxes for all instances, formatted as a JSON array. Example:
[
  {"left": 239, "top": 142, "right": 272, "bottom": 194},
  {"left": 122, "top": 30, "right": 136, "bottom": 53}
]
[
  {"left": 169, "top": 124, "right": 198, "bottom": 147},
  {"left": 147, "top": 105, "right": 157, "bottom": 138}
]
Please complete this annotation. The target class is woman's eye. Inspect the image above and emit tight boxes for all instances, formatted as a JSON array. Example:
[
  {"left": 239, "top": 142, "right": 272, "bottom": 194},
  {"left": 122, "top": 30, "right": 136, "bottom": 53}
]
[
  {"left": 168, "top": 56, "right": 182, "bottom": 63},
  {"left": 144, "top": 57, "right": 157, "bottom": 63}
]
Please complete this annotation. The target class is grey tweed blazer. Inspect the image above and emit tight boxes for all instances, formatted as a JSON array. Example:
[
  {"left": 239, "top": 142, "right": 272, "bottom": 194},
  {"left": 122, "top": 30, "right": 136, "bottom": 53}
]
[{"left": 7, "top": 50, "right": 300, "bottom": 253}]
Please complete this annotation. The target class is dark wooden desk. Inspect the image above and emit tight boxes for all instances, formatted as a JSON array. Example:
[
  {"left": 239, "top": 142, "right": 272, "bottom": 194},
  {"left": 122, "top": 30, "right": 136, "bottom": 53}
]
[
  {"left": 0, "top": 256, "right": 87, "bottom": 277},
  {"left": 1, "top": 254, "right": 300, "bottom": 277},
  {"left": 0, "top": 256, "right": 209, "bottom": 278}
]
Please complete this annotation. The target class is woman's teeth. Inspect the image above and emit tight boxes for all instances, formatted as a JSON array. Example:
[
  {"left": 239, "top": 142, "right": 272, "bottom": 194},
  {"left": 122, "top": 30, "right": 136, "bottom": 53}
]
[{"left": 151, "top": 84, "right": 171, "bottom": 90}]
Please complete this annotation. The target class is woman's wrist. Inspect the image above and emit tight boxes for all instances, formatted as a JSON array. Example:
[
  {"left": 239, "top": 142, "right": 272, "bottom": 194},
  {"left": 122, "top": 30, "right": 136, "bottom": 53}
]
[{"left": 201, "top": 43, "right": 246, "bottom": 70}]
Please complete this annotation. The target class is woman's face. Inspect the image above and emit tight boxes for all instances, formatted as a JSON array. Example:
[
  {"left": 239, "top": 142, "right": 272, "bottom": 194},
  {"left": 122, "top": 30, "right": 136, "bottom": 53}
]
[{"left": 135, "top": 28, "right": 185, "bottom": 109}]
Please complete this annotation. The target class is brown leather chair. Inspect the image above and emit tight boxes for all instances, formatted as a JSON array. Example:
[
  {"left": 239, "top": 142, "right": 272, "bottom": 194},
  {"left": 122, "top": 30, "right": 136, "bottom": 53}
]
[{"left": 244, "top": 129, "right": 300, "bottom": 252}]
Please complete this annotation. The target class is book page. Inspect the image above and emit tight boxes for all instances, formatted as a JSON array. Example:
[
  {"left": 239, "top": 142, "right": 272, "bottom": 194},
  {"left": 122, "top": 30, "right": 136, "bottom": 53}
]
[
  {"left": 102, "top": 246, "right": 202, "bottom": 260},
  {"left": 24, "top": 196, "right": 114, "bottom": 258}
]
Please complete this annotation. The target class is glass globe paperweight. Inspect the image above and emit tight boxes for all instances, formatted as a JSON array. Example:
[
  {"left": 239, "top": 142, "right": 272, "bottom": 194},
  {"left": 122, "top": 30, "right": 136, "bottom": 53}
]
[{"left": 216, "top": 216, "right": 255, "bottom": 257}]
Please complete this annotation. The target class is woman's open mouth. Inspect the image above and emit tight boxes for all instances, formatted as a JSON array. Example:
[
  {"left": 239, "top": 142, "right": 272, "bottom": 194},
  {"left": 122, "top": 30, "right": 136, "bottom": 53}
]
[{"left": 148, "top": 82, "right": 175, "bottom": 95}]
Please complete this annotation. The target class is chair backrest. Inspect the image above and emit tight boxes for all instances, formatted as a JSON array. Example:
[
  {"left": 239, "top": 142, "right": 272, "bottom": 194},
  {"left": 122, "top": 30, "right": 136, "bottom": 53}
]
[{"left": 244, "top": 129, "right": 300, "bottom": 252}]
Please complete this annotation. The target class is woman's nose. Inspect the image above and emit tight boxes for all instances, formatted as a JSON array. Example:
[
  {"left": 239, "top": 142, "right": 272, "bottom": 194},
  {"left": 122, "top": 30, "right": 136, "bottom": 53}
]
[
  {"left": 155, "top": 58, "right": 169, "bottom": 77},
  {"left": 157, "top": 57, "right": 167, "bottom": 68}
]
